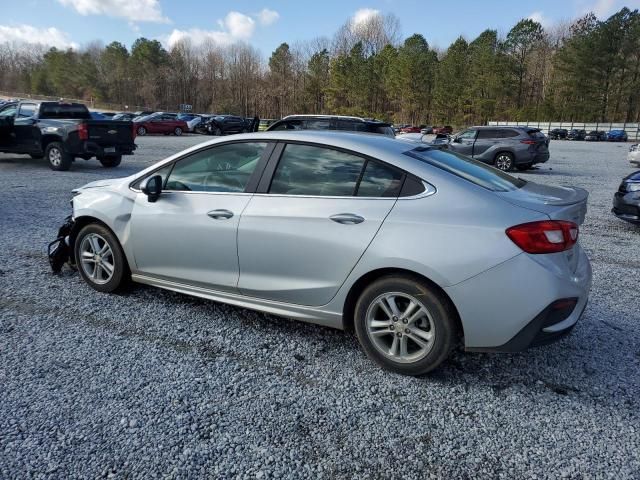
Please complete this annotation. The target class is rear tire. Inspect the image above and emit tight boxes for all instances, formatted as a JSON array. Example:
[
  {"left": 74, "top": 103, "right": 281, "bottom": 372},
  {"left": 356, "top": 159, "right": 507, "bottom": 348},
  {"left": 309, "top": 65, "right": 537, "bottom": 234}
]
[
  {"left": 494, "top": 152, "right": 514, "bottom": 172},
  {"left": 98, "top": 155, "right": 122, "bottom": 168},
  {"left": 174, "top": 127, "right": 183, "bottom": 136},
  {"left": 75, "top": 223, "right": 129, "bottom": 293},
  {"left": 137, "top": 126, "right": 147, "bottom": 136},
  {"left": 354, "top": 275, "right": 456, "bottom": 376},
  {"left": 45, "top": 142, "right": 72, "bottom": 171}
]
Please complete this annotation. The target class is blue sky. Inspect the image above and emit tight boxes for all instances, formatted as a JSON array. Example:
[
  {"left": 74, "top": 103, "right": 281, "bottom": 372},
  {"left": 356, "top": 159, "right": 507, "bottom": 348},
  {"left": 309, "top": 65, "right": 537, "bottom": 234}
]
[{"left": 0, "top": 0, "right": 637, "bottom": 54}]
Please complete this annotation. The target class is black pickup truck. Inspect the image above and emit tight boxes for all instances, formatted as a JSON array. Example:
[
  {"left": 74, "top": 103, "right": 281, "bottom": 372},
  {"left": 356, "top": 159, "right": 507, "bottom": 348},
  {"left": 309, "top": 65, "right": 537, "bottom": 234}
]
[{"left": 0, "top": 101, "right": 136, "bottom": 171}]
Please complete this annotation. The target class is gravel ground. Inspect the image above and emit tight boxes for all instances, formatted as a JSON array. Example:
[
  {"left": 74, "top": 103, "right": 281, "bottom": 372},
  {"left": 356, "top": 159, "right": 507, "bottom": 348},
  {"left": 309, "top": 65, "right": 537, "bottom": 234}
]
[{"left": 1, "top": 136, "right": 639, "bottom": 479}]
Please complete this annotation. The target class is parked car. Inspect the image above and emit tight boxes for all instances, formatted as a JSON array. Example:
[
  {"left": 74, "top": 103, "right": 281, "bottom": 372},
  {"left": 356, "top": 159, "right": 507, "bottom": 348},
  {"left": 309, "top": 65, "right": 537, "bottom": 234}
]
[
  {"left": 90, "top": 111, "right": 108, "bottom": 120},
  {"left": 177, "top": 113, "right": 203, "bottom": 132},
  {"left": 134, "top": 113, "right": 187, "bottom": 136},
  {"left": 567, "top": 129, "right": 586, "bottom": 140},
  {"left": 112, "top": 112, "right": 137, "bottom": 122},
  {"left": 267, "top": 115, "right": 394, "bottom": 137},
  {"left": 607, "top": 129, "right": 628, "bottom": 142},
  {"left": 396, "top": 132, "right": 450, "bottom": 146},
  {"left": 446, "top": 126, "right": 550, "bottom": 171},
  {"left": 612, "top": 170, "right": 640, "bottom": 224},
  {"left": 51, "top": 131, "right": 591, "bottom": 375},
  {"left": 400, "top": 125, "right": 423, "bottom": 134},
  {"left": 0, "top": 101, "right": 136, "bottom": 171},
  {"left": 433, "top": 126, "right": 453, "bottom": 135},
  {"left": 549, "top": 128, "right": 568, "bottom": 140},
  {"left": 585, "top": 130, "right": 607, "bottom": 141},
  {"left": 628, "top": 144, "right": 640, "bottom": 167},
  {"left": 197, "top": 115, "right": 254, "bottom": 136}
]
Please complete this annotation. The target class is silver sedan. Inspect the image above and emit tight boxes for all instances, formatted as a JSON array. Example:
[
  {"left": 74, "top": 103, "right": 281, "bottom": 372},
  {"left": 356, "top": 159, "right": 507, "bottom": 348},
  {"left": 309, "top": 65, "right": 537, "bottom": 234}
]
[{"left": 63, "top": 131, "right": 592, "bottom": 375}]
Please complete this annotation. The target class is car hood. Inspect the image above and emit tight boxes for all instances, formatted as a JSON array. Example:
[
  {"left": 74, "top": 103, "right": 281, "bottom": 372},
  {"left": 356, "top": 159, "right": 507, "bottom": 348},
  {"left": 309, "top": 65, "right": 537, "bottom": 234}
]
[
  {"left": 496, "top": 181, "right": 589, "bottom": 224},
  {"left": 72, "top": 178, "right": 122, "bottom": 192}
]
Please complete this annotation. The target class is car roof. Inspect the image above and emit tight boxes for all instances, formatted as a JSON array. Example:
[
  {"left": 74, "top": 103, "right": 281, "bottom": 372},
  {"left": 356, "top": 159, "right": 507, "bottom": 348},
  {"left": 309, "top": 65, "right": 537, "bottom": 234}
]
[{"left": 281, "top": 114, "right": 389, "bottom": 125}]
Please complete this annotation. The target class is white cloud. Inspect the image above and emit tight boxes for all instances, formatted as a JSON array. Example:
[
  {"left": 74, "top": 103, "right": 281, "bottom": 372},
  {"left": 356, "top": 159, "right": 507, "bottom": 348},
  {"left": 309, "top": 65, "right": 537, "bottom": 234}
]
[
  {"left": 527, "top": 11, "right": 551, "bottom": 28},
  {"left": 257, "top": 8, "right": 279, "bottom": 26},
  {"left": 0, "top": 24, "right": 78, "bottom": 49},
  {"left": 352, "top": 8, "right": 380, "bottom": 26},
  {"left": 57, "top": 0, "right": 169, "bottom": 23},
  {"left": 165, "top": 10, "right": 281, "bottom": 48}
]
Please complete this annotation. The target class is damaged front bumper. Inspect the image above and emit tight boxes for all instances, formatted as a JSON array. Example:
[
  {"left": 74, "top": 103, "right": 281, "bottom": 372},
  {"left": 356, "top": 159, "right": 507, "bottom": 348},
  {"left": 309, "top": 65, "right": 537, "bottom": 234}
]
[{"left": 48, "top": 216, "right": 75, "bottom": 273}]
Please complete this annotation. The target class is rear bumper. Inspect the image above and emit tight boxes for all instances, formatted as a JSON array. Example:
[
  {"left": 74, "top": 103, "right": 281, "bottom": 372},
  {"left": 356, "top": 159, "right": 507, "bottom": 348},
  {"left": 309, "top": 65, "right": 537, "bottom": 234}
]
[
  {"left": 532, "top": 151, "right": 550, "bottom": 164},
  {"left": 75, "top": 142, "right": 137, "bottom": 157},
  {"left": 612, "top": 191, "right": 640, "bottom": 223},
  {"left": 445, "top": 245, "right": 592, "bottom": 352}
]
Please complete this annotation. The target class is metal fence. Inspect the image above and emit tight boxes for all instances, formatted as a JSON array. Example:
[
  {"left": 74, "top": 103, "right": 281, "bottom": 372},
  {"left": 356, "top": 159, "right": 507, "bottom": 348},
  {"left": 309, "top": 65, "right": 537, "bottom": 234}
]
[{"left": 488, "top": 120, "right": 640, "bottom": 141}]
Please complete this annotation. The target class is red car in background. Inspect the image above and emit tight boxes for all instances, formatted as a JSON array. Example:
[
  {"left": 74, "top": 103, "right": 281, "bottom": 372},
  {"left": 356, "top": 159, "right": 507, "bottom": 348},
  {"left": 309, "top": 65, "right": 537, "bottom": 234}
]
[
  {"left": 134, "top": 112, "right": 188, "bottom": 136},
  {"left": 400, "top": 125, "right": 425, "bottom": 134},
  {"left": 433, "top": 125, "right": 453, "bottom": 135}
]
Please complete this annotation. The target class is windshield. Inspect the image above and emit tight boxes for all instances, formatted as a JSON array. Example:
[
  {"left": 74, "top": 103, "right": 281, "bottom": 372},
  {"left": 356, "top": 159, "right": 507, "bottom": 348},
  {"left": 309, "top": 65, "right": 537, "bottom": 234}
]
[{"left": 404, "top": 146, "right": 526, "bottom": 192}]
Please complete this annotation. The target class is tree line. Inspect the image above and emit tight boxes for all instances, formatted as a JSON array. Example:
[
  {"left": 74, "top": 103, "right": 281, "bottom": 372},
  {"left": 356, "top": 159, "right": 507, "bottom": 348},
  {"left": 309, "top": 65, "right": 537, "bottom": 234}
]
[{"left": 0, "top": 7, "right": 639, "bottom": 125}]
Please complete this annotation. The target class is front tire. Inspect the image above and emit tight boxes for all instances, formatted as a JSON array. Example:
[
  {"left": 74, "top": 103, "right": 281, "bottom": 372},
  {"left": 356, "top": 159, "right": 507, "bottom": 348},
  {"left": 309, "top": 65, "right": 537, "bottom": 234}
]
[
  {"left": 494, "top": 152, "right": 514, "bottom": 171},
  {"left": 137, "top": 126, "right": 147, "bottom": 136},
  {"left": 75, "top": 224, "right": 129, "bottom": 293},
  {"left": 354, "top": 276, "right": 457, "bottom": 376},
  {"left": 45, "top": 142, "right": 72, "bottom": 171},
  {"left": 98, "top": 155, "right": 122, "bottom": 168}
]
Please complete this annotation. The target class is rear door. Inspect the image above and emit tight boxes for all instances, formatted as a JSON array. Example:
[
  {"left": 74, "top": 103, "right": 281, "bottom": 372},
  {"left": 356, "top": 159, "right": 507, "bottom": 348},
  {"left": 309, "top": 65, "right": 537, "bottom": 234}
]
[
  {"left": 472, "top": 129, "right": 501, "bottom": 157},
  {"left": 237, "top": 142, "right": 404, "bottom": 306}
]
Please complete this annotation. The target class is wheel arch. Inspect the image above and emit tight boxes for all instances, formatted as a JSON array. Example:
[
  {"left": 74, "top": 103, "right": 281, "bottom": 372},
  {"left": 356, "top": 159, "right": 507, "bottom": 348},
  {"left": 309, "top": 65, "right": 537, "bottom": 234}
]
[
  {"left": 341, "top": 267, "right": 464, "bottom": 338},
  {"left": 41, "top": 134, "right": 63, "bottom": 152}
]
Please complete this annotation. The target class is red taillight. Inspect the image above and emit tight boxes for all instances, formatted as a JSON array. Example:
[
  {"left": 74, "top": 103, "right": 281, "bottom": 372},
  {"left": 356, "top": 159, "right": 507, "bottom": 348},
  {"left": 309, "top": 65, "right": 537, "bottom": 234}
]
[
  {"left": 520, "top": 139, "right": 536, "bottom": 145},
  {"left": 78, "top": 123, "right": 88, "bottom": 140},
  {"left": 506, "top": 221, "right": 579, "bottom": 254}
]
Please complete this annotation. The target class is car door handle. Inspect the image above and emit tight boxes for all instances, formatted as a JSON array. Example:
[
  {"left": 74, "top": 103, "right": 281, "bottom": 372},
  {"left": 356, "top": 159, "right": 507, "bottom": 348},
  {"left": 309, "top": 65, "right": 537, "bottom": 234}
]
[
  {"left": 207, "top": 209, "right": 234, "bottom": 220},
  {"left": 330, "top": 213, "right": 364, "bottom": 225}
]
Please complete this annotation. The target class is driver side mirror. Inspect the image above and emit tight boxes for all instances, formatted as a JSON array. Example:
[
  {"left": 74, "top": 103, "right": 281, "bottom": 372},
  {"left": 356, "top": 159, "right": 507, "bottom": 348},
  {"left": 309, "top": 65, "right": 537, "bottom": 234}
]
[{"left": 140, "top": 175, "right": 162, "bottom": 203}]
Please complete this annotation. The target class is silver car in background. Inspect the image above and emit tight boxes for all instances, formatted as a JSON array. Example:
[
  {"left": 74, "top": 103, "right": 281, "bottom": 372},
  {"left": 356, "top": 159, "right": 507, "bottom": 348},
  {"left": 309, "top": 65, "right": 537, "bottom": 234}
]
[
  {"left": 447, "top": 126, "right": 550, "bottom": 171},
  {"left": 64, "top": 131, "right": 591, "bottom": 375}
]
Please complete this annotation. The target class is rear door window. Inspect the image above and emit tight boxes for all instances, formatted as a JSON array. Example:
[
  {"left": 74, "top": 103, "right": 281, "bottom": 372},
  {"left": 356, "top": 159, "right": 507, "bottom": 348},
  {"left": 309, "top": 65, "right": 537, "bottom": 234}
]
[
  {"left": 304, "top": 119, "right": 332, "bottom": 130},
  {"left": 336, "top": 120, "right": 366, "bottom": 132},
  {"left": 269, "top": 144, "right": 364, "bottom": 196},
  {"left": 18, "top": 103, "right": 37, "bottom": 118}
]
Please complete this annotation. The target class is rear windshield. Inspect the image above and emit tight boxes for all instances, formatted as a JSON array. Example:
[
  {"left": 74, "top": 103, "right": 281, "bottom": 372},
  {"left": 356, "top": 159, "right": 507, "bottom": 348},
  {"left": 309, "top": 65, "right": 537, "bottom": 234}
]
[
  {"left": 527, "top": 129, "right": 546, "bottom": 139},
  {"left": 39, "top": 103, "right": 91, "bottom": 119},
  {"left": 372, "top": 125, "right": 395, "bottom": 137},
  {"left": 404, "top": 146, "right": 526, "bottom": 192}
]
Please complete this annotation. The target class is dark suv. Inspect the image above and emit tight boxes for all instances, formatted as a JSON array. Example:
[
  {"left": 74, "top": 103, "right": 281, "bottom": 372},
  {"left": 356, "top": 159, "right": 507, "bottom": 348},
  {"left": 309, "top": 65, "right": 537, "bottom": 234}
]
[
  {"left": 446, "top": 126, "right": 550, "bottom": 171},
  {"left": 266, "top": 115, "right": 394, "bottom": 137}
]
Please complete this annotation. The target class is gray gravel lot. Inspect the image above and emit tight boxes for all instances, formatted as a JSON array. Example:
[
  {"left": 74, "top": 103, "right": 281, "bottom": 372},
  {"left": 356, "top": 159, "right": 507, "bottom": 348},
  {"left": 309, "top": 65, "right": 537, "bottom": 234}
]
[{"left": 1, "top": 136, "right": 639, "bottom": 479}]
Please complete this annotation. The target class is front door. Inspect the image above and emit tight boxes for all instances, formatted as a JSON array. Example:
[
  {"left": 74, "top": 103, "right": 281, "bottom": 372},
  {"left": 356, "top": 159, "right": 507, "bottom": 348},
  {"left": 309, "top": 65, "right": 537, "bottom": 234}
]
[
  {"left": 130, "top": 141, "right": 269, "bottom": 291},
  {"left": 448, "top": 129, "right": 477, "bottom": 156},
  {"left": 237, "top": 143, "right": 404, "bottom": 306},
  {"left": 13, "top": 103, "right": 40, "bottom": 153}
]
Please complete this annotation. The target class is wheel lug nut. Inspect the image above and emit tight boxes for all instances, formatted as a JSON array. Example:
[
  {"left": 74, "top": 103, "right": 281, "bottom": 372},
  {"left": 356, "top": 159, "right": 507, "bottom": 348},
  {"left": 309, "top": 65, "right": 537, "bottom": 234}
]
[
  {"left": 389, "top": 325, "right": 395, "bottom": 330},
  {"left": 396, "top": 332, "right": 402, "bottom": 337},
  {"left": 392, "top": 316, "right": 398, "bottom": 322},
  {"left": 402, "top": 318, "right": 408, "bottom": 324},
  {"left": 405, "top": 328, "right": 410, "bottom": 334}
]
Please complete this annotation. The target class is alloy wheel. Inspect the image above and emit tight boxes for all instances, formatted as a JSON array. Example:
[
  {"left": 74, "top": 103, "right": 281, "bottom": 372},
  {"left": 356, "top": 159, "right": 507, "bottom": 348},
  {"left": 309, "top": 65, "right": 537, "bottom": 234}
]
[
  {"left": 79, "top": 233, "right": 115, "bottom": 285},
  {"left": 365, "top": 292, "right": 436, "bottom": 364},
  {"left": 495, "top": 154, "right": 513, "bottom": 171},
  {"left": 49, "top": 147, "right": 62, "bottom": 167}
]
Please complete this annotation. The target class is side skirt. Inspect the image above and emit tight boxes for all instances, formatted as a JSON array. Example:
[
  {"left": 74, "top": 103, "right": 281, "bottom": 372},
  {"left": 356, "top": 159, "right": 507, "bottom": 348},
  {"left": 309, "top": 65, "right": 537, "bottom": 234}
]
[{"left": 131, "top": 273, "right": 344, "bottom": 330}]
